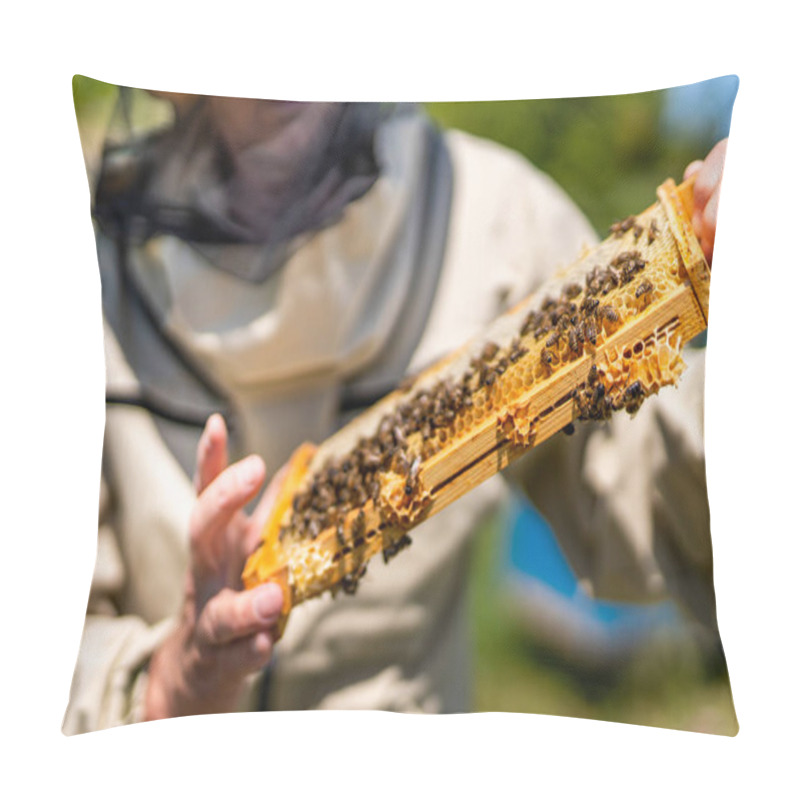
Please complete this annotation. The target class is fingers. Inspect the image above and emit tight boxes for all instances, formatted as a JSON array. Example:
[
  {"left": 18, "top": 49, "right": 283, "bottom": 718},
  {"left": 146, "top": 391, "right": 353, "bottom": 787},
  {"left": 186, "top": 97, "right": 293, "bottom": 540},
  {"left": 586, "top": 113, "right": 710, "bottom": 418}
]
[
  {"left": 692, "top": 138, "right": 727, "bottom": 213},
  {"left": 195, "top": 584, "right": 282, "bottom": 676},
  {"left": 196, "top": 583, "right": 284, "bottom": 647},
  {"left": 194, "top": 413, "right": 229, "bottom": 495},
  {"left": 683, "top": 160, "right": 703, "bottom": 181},
  {"left": 698, "top": 183, "right": 721, "bottom": 263},
  {"left": 207, "top": 629, "right": 277, "bottom": 677},
  {"left": 685, "top": 139, "right": 728, "bottom": 265},
  {"left": 189, "top": 454, "right": 266, "bottom": 570},
  {"left": 145, "top": 584, "right": 283, "bottom": 719}
]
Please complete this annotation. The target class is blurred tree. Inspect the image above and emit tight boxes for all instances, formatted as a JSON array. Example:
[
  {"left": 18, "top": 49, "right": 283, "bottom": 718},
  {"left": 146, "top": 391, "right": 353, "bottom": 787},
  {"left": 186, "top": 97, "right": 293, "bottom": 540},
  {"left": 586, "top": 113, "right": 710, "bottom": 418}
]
[{"left": 427, "top": 88, "right": 724, "bottom": 235}]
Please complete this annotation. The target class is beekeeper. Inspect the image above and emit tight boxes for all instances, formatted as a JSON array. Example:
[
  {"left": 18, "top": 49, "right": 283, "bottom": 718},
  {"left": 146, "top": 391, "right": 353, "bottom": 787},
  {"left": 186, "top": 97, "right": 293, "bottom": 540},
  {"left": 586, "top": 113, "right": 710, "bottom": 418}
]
[{"left": 63, "top": 88, "right": 728, "bottom": 732}]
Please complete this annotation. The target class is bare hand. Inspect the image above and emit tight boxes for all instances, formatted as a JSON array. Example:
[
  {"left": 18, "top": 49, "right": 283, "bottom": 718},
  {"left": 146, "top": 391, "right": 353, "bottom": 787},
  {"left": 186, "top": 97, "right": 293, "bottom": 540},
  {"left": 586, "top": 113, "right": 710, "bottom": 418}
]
[
  {"left": 144, "top": 414, "right": 286, "bottom": 720},
  {"left": 684, "top": 138, "right": 728, "bottom": 264}
]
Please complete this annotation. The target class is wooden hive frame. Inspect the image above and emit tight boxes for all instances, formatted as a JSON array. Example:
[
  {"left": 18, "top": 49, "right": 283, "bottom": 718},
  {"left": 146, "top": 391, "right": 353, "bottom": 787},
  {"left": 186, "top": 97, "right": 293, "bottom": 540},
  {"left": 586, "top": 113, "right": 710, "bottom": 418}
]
[{"left": 242, "top": 177, "right": 711, "bottom": 628}]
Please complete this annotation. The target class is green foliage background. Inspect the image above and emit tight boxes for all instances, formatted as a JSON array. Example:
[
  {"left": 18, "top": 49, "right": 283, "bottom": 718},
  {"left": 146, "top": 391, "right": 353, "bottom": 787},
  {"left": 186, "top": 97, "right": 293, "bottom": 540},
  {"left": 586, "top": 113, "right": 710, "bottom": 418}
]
[{"left": 427, "top": 90, "right": 724, "bottom": 236}]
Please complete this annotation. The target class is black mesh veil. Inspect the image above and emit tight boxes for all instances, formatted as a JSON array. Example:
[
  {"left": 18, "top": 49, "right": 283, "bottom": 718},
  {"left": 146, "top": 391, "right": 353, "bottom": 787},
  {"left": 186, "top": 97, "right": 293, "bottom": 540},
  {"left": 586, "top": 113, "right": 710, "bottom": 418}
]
[{"left": 92, "top": 88, "right": 388, "bottom": 282}]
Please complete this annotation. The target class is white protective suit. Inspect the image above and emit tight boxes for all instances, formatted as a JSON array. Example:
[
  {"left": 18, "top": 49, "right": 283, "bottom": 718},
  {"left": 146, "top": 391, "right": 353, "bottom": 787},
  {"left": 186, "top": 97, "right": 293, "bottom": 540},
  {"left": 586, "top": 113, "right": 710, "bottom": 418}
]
[{"left": 64, "top": 103, "right": 718, "bottom": 734}]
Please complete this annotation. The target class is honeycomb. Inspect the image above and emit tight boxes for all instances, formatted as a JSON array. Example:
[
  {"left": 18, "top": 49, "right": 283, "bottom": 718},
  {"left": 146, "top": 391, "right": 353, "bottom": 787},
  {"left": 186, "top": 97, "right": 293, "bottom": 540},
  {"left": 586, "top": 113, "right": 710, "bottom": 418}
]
[{"left": 242, "top": 178, "right": 710, "bottom": 615}]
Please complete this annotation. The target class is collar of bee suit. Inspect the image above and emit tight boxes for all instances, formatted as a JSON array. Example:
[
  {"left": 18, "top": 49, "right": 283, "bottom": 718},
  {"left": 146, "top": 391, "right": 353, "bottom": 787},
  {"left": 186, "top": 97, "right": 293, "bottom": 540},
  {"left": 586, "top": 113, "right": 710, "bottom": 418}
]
[{"left": 117, "top": 108, "right": 453, "bottom": 472}]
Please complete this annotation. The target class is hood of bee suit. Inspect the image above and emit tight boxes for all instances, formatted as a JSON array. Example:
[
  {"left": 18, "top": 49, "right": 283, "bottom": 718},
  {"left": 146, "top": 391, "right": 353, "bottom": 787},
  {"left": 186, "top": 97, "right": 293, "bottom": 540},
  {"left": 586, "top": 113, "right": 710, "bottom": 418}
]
[
  {"left": 94, "top": 98, "right": 389, "bottom": 283},
  {"left": 100, "top": 103, "right": 454, "bottom": 476}
]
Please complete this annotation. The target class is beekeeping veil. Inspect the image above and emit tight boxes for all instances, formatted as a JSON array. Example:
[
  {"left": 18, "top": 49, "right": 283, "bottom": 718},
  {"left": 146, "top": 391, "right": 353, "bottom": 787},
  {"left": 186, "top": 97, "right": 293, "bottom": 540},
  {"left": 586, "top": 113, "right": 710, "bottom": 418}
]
[{"left": 93, "top": 87, "right": 453, "bottom": 474}]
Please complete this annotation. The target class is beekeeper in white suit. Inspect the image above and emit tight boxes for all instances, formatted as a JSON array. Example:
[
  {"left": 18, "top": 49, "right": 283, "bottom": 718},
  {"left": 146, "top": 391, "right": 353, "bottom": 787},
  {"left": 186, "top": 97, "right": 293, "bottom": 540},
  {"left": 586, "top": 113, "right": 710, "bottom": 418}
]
[{"left": 63, "top": 86, "right": 728, "bottom": 732}]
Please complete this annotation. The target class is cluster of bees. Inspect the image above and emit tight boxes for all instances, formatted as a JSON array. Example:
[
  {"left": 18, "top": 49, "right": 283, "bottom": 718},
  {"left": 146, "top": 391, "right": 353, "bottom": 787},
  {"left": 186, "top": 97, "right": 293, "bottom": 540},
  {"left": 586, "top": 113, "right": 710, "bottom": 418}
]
[
  {"left": 572, "top": 364, "right": 646, "bottom": 423},
  {"left": 282, "top": 217, "right": 661, "bottom": 595},
  {"left": 285, "top": 379, "right": 477, "bottom": 540},
  {"left": 519, "top": 248, "right": 652, "bottom": 378},
  {"left": 610, "top": 214, "right": 659, "bottom": 246},
  {"left": 282, "top": 377, "right": 481, "bottom": 593}
]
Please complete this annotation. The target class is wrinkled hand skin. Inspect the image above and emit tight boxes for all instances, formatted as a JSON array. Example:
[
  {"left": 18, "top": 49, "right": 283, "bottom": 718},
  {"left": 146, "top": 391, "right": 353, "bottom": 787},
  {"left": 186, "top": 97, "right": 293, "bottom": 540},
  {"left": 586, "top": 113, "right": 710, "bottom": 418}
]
[
  {"left": 144, "top": 414, "right": 288, "bottom": 721},
  {"left": 684, "top": 138, "right": 728, "bottom": 265}
]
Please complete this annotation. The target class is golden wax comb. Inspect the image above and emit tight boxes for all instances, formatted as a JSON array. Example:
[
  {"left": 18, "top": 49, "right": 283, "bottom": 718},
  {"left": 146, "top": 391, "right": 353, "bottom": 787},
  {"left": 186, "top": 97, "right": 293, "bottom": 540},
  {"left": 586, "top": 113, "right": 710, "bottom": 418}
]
[{"left": 242, "top": 177, "right": 710, "bottom": 630}]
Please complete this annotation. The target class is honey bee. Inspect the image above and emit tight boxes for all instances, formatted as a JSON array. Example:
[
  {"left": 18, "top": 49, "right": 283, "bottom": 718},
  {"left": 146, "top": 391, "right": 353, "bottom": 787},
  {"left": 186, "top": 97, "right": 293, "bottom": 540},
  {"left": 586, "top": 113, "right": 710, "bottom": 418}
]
[
  {"left": 362, "top": 450, "right": 382, "bottom": 470},
  {"left": 382, "top": 533, "right": 413, "bottom": 564},
  {"left": 622, "top": 381, "right": 645, "bottom": 414},
  {"left": 336, "top": 522, "right": 346, "bottom": 547},
  {"left": 352, "top": 510, "right": 366, "bottom": 539},
  {"left": 561, "top": 422, "right": 576, "bottom": 436},
  {"left": 540, "top": 349, "right": 555, "bottom": 366},
  {"left": 581, "top": 297, "right": 599, "bottom": 314},
  {"left": 583, "top": 318, "right": 598, "bottom": 345},
  {"left": 598, "top": 305, "right": 619, "bottom": 322},
  {"left": 575, "top": 390, "right": 592, "bottom": 420},
  {"left": 568, "top": 327, "right": 582, "bottom": 354},
  {"left": 520, "top": 310, "right": 544, "bottom": 337},
  {"left": 340, "top": 564, "right": 368, "bottom": 595},
  {"left": 585, "top": 269, "right": 603, "bottom": 296},
  {"left": 564, "top": 283, "right": 582, "bottom": 299},
  {"left": 624, "top": 380, "right": 643, "bottom": 400},
  {"left": 601, "top": 274, "right": 617, "bottom": 295},
  {"left": 647, "top": 219, "right": 659, "bottom": 244},
  {"left": 482, "top": 342, "right": 499, "bottom": 361},
  {"left": 509, "top": 341, "right": 528, "bottom": 363},
  {"left": 546, "top": 332, "right": 560, "bottom": 348},
  {"left": 405, "top": 456, "right": 421, "bottom": 496},
  {"left": 557, "top": 315, "right": 571, "bottom": 333},
  {"left": 625, "top": 396, "right": 645, "bottom": 415},
  {"left": 635, "top": 280, "right": 653, "bottom": 298},
  {"left": 587, "top": 364, "right": 598, "bottom": 385},
  {"left": 609, "top": 216, "right": 636, "bottom": 237},
  {"left": 614, "top": 250, "right": 638, "bottom": 265}
]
